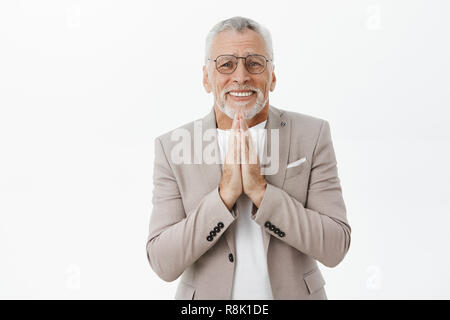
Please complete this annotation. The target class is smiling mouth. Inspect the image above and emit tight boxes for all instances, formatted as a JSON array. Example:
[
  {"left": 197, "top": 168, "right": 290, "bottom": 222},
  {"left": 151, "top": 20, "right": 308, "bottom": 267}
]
[{"left": 227, "top": 91, "right": 256, "bottom": 99}]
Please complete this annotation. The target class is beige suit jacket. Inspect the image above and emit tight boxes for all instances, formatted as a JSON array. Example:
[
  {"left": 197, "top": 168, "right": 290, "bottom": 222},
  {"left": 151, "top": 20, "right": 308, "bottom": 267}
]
[{"left": 146, "top": 105, "right": 351, "bottom": 300}]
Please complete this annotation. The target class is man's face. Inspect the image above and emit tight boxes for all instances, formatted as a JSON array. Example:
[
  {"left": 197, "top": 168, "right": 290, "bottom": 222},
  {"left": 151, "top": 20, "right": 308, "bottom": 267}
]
[{"left": 203, "top": 29, "right": 276, "bottom": 119}]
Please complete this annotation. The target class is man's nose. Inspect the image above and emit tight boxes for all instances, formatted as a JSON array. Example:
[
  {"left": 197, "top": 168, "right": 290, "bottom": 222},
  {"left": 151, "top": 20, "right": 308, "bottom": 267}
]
[{"left": 231, "top": 58, "right": 251, "bottom": 84}]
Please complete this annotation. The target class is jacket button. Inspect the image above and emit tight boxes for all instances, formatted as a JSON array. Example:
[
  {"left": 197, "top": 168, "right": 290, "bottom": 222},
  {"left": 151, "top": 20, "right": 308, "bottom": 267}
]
[
  {"left": 207, "top": 235, "right": 213, "bottom": 242},
  {"left": 264, "top": 221, "right": 271, "bottom": 228},
  {"left": 214, "top": 226, "right": 221, "bottom": 233},
  {"left": 274, "top": 228, "right": 280, "bottom": 235},
  {"left": 279, "top": 231, "right": 285, "bottom": 237},
  {"left": 228, "top": 253, "right": 234, "bottom": 263},
  {"left": 210, "top": 230, "right": 216, "bottom": 237},
  {"left": 217, "top": 222, "right": 224, "bottom": 229},
  {"left": 269, "top": 224, "right": 276, "bottom": 231}
]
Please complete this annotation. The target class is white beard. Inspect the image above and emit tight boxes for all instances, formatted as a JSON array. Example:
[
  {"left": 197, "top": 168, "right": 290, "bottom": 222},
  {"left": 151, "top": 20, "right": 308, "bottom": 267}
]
[{"left": 216, "top": 86, "right": 268, "bottom": 120}]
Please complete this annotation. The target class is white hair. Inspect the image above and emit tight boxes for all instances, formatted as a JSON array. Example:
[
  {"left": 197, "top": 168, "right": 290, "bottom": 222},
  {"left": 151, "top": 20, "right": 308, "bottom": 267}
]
[{"left": 204, "top": 16, "right": 274, "bottom": 68}]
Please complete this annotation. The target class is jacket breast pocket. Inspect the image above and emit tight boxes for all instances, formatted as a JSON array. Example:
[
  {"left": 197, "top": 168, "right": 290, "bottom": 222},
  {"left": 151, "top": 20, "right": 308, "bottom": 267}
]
[
  {"left": 175, "top": 281, "right": 196, "bottom": 300},
  {"left": 282, "top": 158, "right": 310, "bottom": 203},
  {"left": 285, "top": 157, "right": 309, "bottom": 179}
]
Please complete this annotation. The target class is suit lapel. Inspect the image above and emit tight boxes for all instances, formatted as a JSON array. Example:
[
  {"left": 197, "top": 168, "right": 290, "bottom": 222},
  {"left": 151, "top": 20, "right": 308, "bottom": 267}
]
[
  {"left": 263, "top": 105, "right": 290, "bottom": 187},
  {"left": 198, "top": 107, "right": 222, "bottom": 190},
  {"left": 260, "top": 105, "right": 290, "bottom": 256}
]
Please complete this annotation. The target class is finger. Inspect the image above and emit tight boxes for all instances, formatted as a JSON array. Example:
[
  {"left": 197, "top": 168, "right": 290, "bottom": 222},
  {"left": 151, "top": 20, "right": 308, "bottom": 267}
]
[
  {"left": 235, "top": 130, "right": 241, "bottom": 165},
  {"left": 247, "top": 132, "right": 259, "bottom": 165},
  {"left": 227, "top": 112, "right": 240, "bottom": 159},
  {"left": 232, "top": 112, "right": 240, "bottom": 132},
  {"left": 232, "top": 133, "right": 240, "bottom": 165},
  {"left": 239, "top": 112, "right": 249, "bottom": 132},
  {"left": 242, "top": 129, "right": 258, "bottom": 166},
  {"left": 225, "top": 129, "right": 236, "bottom": 164},
  {"left": 232, "top": 129, "right": 243, "bottom": 165},
  {"left": 241, "top": 130, "right": 249, "bottom": 165}
]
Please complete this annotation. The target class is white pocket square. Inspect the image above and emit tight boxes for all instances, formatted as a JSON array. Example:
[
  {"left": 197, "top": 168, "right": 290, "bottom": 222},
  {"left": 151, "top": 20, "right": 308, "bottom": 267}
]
[{"left": 287, "top": 157, "right": 307, "bottom": 168}]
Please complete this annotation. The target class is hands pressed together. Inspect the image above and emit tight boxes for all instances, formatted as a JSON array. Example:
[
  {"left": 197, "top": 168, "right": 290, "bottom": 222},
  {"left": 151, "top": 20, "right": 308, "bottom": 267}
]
[{"left": 219, "top": 110, "right": 267, "bottom": 211}]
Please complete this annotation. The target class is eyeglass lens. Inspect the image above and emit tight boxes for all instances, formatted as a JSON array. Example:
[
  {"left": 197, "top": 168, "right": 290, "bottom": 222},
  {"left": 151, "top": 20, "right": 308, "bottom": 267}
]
[{"left": 215, "top": 55, "right": 267, "bottom": 74}]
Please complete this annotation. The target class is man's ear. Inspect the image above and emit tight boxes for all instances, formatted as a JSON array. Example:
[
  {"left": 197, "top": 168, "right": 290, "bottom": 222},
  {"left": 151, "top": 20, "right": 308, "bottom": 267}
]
[
  {"left": 269, "top": 66, "right": 276, "bottom": 92},
  {"left": 203, "top": 66, "right": 212, "bottom": 93}
]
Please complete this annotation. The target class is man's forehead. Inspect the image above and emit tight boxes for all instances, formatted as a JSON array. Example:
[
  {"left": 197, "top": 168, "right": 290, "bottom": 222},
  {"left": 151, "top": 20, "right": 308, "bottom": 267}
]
[{"left": 210, "top": 30, "right": 268, "bottom": 57}]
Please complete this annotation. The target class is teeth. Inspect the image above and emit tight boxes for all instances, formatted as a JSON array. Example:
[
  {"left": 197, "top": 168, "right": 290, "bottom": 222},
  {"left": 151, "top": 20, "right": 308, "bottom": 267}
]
[{"left": 229, "top": 91, "right": 254, "bottom": 97}]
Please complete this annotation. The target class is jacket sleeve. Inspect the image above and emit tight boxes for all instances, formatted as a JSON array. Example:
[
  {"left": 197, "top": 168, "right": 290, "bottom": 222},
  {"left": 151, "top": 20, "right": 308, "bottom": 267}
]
[
  {"left": 251, "top": 120, "right": 351, "bottom": 267},
  {"left": 146, "top": 137, "right": 236, "bottom": 282}
]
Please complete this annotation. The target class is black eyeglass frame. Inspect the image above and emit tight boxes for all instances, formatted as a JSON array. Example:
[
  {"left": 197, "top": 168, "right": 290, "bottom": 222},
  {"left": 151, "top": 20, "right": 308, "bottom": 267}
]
[{"left": 207, "top": 54, "right": 272, "bottom": 74}]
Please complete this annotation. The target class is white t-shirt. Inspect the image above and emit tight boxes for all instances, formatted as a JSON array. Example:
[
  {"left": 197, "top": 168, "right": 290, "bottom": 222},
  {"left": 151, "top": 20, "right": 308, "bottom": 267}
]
[{"left": 216, "top": 120, "right": 274, "bottom": 300}]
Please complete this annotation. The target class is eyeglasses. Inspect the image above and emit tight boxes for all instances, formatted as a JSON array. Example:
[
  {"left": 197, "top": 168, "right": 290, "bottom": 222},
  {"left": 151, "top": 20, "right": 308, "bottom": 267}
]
[{"left": 208, "top": 54, "right": 272, "bottom": 74}]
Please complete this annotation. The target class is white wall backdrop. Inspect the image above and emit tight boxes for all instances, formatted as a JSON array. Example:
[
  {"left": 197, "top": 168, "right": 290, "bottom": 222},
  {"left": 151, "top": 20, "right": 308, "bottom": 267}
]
[{"left": 1, "top": 0, "right": 449, "bottom": 299}]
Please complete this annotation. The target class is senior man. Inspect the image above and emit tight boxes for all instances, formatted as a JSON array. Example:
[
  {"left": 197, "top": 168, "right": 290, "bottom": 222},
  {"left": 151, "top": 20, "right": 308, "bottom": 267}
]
[{"left": 146, "top": 16, "right": 351, "bottom": 300}]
